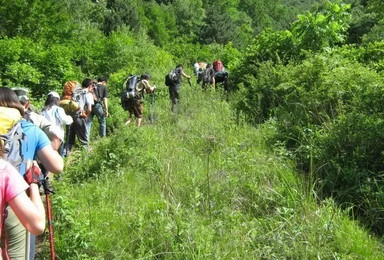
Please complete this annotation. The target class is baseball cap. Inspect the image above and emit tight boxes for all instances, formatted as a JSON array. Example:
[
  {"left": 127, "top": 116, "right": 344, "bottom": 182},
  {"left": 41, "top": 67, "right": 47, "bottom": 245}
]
[
  {"left": 11, "top": 87, "right": 30, "bottom": 103},
  {"left": 47, "top": 91, "right": 60, "bottom": 99}
]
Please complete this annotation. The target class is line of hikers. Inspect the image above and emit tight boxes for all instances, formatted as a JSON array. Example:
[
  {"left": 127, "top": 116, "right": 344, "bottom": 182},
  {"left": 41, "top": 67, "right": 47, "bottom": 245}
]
[
  {"left": 0, "top": 75, "right": 110, "bottom": 259},
  {"left": 0, "top": 87, "right": 63, "bottom": 259},
  {"left": 121, "top": 65, "right": 191, "bottom": 124},
  {"left": 0, "top": 60, "right": 226, "bottom": 258},
  {"left": 121, "top": 61, "right": 229, "bottom": 124},
  {"left": 193, "top": 60, "right": 229, "bottom": 91},
  {"left": 59, "top": 77, "right": 109, "bottom": 154}
]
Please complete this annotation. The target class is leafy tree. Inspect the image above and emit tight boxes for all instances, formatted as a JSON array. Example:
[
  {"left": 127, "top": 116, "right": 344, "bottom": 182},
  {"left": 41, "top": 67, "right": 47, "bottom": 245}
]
[
  {"left": 291, "top": 1, "right": 351, "bottom": 51},
  {"left": 0, "top": 0, "right": 34, "bottom": 38},
  {"left": 102, "top": 0, "right": 142, "bottom": 35},
  {"left": 172, "top": 0, "right": 205, "bottom": 42},
  {"left": 0, "top": 0, "right": 98, "bottom": 43},
  {"left": 142, "top": 2, "right": 177, "bottom": 46},
  {"left": 200, "top": 0, "right": 253, "bottom": 48}
]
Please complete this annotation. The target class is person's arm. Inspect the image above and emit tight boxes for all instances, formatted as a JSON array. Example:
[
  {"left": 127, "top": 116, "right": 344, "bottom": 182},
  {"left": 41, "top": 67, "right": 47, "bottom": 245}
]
[
  {"left": 9, "top": 183, "right": 45, "bottom": 235},
  {"left": 84, "top": 93, "right": 93, "bottom": 117},
  {"left": 37, "top": 145, "right": 64, "bottom": 173},
  {"left": 57, "top": 107, "right": 73, "bottom": 125},
  {"left": 181, "top": 70, "right": 191, "bottom": 79},
  {"left": 103, "top": 97, "right": 109, "bottom": 117},
  {"left": 85, "top": 103, "right": 92, "bottom": 117},
  {"left": 143, "top": 80, "right": 155, "bottom": 94}
]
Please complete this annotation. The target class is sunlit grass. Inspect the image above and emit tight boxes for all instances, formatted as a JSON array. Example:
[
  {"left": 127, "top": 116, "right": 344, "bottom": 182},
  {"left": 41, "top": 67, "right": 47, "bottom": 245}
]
[{"left": 39, "top": 82, "right": 384, "bottom": 259}]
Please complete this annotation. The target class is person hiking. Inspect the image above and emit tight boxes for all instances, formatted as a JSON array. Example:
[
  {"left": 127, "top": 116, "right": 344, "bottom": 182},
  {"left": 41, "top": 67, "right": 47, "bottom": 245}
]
[
  {"left": 197, "top": 63, "right": 215, "bottom": 90},
  {"left": 212, "top": 60, "right": 229, "bottom": 91},
  {"left": 125, "top": 73, "right": 156, "bottom": 127},
  {"left": 66, "top": 78, "right": 94, "bottom": 153},
  {"left": 87, "top": 76, "right": 109, "bottom": 139},
  {"left": 168, "top": 64, "right": 191, "bottom": 112},
  {"left": 0, "top": 158, "right": 46, "bottom": 258},
  {"left": 12, "top": 87, "right": 62, "bottom": 152},
  {"left": 0, "top": 87, "right": 63, "bottom": 260},
  {"left": 41, "top": 91, "right": 73, "bottom": 155},
  {"left": 193, "top": 61, "right": 207, "bottom": 76}
]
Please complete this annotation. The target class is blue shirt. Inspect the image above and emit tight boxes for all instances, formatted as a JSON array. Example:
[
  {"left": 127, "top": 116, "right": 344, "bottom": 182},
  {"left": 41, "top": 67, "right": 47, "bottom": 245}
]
[{"left": 19, "top": 120, "right": 51, "bottom": 175}]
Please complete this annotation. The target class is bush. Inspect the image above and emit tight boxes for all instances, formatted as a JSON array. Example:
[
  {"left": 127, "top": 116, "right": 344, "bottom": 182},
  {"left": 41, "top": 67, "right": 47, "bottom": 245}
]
[{"left": 234, "top": 50, "right": 384, "bottom": 234}]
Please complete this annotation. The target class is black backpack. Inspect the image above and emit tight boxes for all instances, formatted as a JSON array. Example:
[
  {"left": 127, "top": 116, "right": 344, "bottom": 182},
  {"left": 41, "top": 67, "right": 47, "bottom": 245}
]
[
  {"left": 202, "top": 68, "right": 213, "bottom": 84},
  {"left": 121, "top": 75, "right": 138, "bottom": 110},
  {"left": 164, "top": 69, "right": 178, "bottom": 87}
]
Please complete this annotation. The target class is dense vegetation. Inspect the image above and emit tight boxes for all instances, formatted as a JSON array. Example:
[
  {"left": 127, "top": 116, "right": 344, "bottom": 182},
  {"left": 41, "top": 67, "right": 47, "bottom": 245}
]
[{"left": 1, "top": 0, "right": 384, "bottom": 258}]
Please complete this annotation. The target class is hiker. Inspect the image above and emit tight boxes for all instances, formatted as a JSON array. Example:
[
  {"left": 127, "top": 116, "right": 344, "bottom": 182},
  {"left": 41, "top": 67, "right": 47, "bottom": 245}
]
[
  {"left": 167, "top": 64, "right": 191, "bottom": 112},
  {"left": 41, "top": 91, "right": 73, "bottom": 154},
  {"left": 0, "top": 159, "right": 46, "bottom": 254},
  {"left": 87, "top": 76, "right": 109, "bottom": 139},
  {"left": 0, "top": 87, "right": 63, "bottom": 260},
  {"left": 193, "top": 61, "right": 207, "bottom": 76},
  {"left": 212, "top": 60, "right": 229, "bottom": 90},
  {"left": 12, "top": 87, "right": 62, "bottom": 151},
  {"left": 66, "top": 78, "right": 94, "bottom": 152},
  {"left": 125, "top": 73, "right": 156, "bottom": 127},
  {"left": 59, "top": 81, "right": 80, "bottom": 156},
  {"left": 197, "top": 63, "right": 215, "bottom": 90}
]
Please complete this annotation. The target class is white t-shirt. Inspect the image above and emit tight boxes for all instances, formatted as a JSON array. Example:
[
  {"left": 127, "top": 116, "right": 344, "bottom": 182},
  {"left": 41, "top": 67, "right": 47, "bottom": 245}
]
[{"left": 42, "top": 105, "right": 73, "bottom": 140}]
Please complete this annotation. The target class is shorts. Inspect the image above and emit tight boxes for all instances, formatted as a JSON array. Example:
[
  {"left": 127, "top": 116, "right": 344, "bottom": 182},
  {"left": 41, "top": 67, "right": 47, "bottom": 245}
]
[{"left": 127, "top": 98, "right": 143, "bottom": 118}]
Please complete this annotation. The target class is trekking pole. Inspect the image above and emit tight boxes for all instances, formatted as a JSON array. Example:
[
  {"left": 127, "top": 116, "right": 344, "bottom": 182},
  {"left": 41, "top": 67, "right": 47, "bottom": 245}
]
[
  {"left": 188, "top": 78, "right": 192, "bottom": 88},
  {"left": 149, "top": 90, "right": 155, "bottom": 124},
  {"left": 40, "top": 170, "right": 56, "bottom": 260}
]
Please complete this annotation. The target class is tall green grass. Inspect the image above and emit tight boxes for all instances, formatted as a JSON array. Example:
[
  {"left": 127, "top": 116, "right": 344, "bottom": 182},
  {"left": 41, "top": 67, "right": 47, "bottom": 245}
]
[{"left": 38, "top": 82, "right": 384, "bottom": 259}]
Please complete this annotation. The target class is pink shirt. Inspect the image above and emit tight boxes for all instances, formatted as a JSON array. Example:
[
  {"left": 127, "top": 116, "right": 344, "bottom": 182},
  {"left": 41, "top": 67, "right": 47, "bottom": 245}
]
[{"left": 0, "top": 159, "right": 28, "bottom": 257}]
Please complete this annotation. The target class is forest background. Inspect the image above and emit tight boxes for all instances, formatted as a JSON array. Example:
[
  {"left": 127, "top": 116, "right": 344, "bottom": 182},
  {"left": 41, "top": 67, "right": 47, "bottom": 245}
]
[{"left": 1, "top": 0, "right": 384, "bottom": 259}]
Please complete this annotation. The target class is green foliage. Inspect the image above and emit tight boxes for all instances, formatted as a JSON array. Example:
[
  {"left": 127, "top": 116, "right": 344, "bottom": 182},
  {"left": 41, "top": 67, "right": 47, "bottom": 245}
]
[
  {"left": 291, "top": 1, "right": 351, "bottom": 51},
  {"left": 0, "top": 37, "right": 80, "bottom": 96},
  {"left": 143, "top": 2, "right": 177, "bottom": 46},
  {"left": 50, "top": 86, "right": 384, "bottom": 258},
  {"left": 234, "top": 49, "right": 384, "bottom": 234},
  {"left": 173, "top": 0, "right": 205, "bottom": 42},
  {"left": 2, "top": 0, "right": 384, "bottom": 256},
  {"left": 102, "top": 0, "right": 142, "bottom": 35},
  {"left": 200, "top": 0, "right": 254, "bottom": 48}
]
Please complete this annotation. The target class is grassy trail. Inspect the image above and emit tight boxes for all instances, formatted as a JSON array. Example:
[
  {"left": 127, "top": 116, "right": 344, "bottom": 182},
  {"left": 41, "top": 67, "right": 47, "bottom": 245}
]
[{"left": 39, "top": 83, "right": 384, "bottom": 259}]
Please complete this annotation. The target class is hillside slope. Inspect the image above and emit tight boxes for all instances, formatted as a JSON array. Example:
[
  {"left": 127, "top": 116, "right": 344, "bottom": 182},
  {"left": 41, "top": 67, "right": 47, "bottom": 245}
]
[{"left": 41, "top": 84, "right": 384, "bottom": 259}]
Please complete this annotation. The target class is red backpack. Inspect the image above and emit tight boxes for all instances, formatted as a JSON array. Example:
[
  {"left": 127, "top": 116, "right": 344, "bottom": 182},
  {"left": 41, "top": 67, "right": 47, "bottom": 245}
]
[{"left": 213, "top": 60, "right": 223, "bottom": 72}]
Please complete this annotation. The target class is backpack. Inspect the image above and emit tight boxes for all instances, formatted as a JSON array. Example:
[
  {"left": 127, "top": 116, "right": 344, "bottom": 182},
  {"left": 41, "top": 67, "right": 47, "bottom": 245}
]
[
  {"left": 121, "top": 75, "right": 138, "bottom": 110},
  {"left": 165, "top": 69, "right": 178, "bottom": 87},
  {"left": 202, "top": 68, "right": 213, "bottom": 84},
  {"left": 164, "top": 74, "right": 174, "bottom": 87},
  {"left": 60, "top": 81, "right": 80, "bottom": 116},
  {"left": 62, "top": 81, "right": 79, "bottom": 100},
  {"left": 213, "top": 60, "right": 223, "bottom": 72},
  {"left": 0, "top": 120, "right": 28, "bottom": 175},
  {"left": 72, "top": 84, "right": 84, "bottom": 104}
]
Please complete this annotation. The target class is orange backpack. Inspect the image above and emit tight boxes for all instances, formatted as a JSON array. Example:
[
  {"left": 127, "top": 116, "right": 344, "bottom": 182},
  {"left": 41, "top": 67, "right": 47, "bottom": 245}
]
[{"left": 62, "top": 81, "right": 79, "bottom": 100}]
